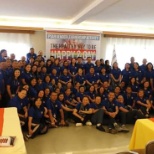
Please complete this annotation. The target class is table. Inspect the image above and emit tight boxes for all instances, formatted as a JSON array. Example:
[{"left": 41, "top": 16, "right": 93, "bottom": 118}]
[
  {"left": 129, "top": 119, "right": 154, "bottom": 151},
  {"left": 0, "top": 107, "right": 27, "bottom": 154}
]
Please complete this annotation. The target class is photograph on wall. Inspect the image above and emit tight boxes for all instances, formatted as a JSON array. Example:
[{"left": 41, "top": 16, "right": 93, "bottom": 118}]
[{"left": 46, "top": 31, "right": 101, "bottom": 61}]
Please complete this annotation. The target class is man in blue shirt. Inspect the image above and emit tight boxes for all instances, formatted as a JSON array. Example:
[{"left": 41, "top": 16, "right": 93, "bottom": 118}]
[{"left": 26, "top": 48, "right": 37, "bottom": 63}]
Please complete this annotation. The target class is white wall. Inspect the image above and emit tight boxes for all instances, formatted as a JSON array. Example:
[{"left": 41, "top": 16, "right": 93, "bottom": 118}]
[{"left": 30, "top": 31, "right": 46, "bottom": 55}]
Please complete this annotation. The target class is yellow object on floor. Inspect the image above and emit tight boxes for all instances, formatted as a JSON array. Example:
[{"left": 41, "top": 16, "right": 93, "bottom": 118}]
[{"left": 129, "top": 119, "right": 154, "bottom": 150}]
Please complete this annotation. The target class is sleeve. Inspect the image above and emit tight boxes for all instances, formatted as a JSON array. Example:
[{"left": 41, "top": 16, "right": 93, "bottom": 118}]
[
  {"left": 75, "top": 103, "right": 81, "bottom": 111},
  {"left": 6, "top": 78, "right": 11, "bottom": 86},
  {"left": 28, "top": 107, "right": 34, "bottom": 117},
  {"left": 45, "top": 100, "right": 51, "bottom": 110},
  {"left": 57, "top": 101, "right": 62, "bottom": 109},
  {"left": 7, "top": 98, "right": 16, "bottom": 107}
]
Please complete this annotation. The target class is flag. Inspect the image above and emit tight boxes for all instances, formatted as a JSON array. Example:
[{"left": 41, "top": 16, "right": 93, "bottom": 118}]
[{"left": 111, "top": 45, "right": 117, "bottom": 66}]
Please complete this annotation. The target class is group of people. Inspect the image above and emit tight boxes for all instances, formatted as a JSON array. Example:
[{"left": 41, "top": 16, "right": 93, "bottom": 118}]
[{"left": 0, "top": 47, "right": 153, "bottom": 139}]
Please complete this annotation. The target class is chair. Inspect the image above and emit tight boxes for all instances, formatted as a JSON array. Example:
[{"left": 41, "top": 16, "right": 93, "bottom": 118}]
[{"left": 145, "top": 140, "right": 154, "bottom": 154}]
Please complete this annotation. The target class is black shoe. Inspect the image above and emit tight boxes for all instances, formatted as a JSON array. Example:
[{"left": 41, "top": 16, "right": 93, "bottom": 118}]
[{"left": 96, "top": 125, "right": 105, "bottom": 132}]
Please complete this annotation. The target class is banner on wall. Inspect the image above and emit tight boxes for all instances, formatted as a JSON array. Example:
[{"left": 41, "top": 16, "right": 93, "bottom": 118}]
[{"left": 46, "top": 31, "right": 101, "bottom": 61}]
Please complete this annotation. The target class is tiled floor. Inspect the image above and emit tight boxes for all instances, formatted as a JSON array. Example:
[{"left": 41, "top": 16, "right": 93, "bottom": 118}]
[{"left": 25, "top": 124, "right": 134, "bottom": 154}]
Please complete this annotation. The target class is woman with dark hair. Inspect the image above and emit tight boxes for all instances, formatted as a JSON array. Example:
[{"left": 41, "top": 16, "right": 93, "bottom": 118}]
[
  {"left": 27, "top": 97, "right": 48, "bottom": 139},
  {"left": 6, "top": 68, "right": 21, "bottom": 100},
  {"left": 8, "top": 88, "right": 28, "bottom": 126},
  {"left": 105, "top": 60, "right": 111, "bottom": 74},
  {"left": 21, "top": 64, "right": 33, "bottom": 84},
  {"left": 145, "top": 62, "right": 154, "bottom": 89}
]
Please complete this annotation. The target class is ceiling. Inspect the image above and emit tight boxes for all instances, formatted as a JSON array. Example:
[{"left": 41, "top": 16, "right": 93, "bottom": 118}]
[{"left": 1, "top": 0, "right": 154, "bottom": 33}]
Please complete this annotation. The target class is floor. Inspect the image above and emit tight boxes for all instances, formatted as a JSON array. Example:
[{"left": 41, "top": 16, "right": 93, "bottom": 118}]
[{"left": 25, "top": 124, "right": 134, "bottom": 154}]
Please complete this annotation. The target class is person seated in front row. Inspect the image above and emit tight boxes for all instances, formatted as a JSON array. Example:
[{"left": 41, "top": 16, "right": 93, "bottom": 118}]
[
  {"left": 26, "top": 97, "right": 48, "bottom": 139},
  {"left": 117, "top": 95, "right": 145, "bottom": 132},
  {"left": 90, "top": 96, "right": 106, "bottom": 132},
  {"left": 44, "top": 91, "right": 68, "bottom": 127},
  {"left": 73, "top": 96, "right": 92, "bottom": 126},
  {"left": 102, "top": 91, "right": 122, "bottom": 134},
  {"left": 135, "top": 89, "right": 151, "bottom": 118}
]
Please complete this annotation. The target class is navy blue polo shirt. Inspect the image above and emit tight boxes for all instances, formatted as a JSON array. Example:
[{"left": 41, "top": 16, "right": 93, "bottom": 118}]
[
  {"left": 44, "top": 82, "right": 53, "bottom": 91},
  {"left": 75, "top": 103, "right": 91, "bottom": 113},
  {"left": 102, "top": 99, "right": 119, "bottom": 112},
  {"left": 36, "top": 82, "right": 46, "bottom": 91},
  {"left": 94, "top": 66, "right": 102, "bottom": 75},
  {"left": 8, "top": 95, "right": 27, "bottom": 113},
  {"left": 90, "top": 102, "right": 103, "bottom": 109},
  {"left": 84, "top": 63, "right": 94, "bottom": 74},
  {"left": 21, "top": 71, "right": 33, "bottom": 84},
  {"left": 7, "top": 78, "right": 21, "bottom": 94},
  {"left": 121, "top": 69, "right": 131, "bottom": 83},
  {"left": 100, "top": 73, "right": 110, "bottom": 83},
  {"left": 75, "top": 75, "right": 85, "bottom": 84},
  {"left": 131, "top": 84, "right": 139, "bottom": 93},
  {"left": 69, "top": 65, "right": 78, "bottom": 75},
  {"left": 85, "top": 92, "right": 95, "bottom": 100},
  {"left": 64, "top": 94, "right": 73, "bottom": 102},
  {"left": 50, "top": 74, "right": 59, "bottom": 84},
  {"left": 26, "top": 53, "right": 37, "bottom": 62},
  {"left": 76, "top": 63, "right": 84, "bottom": 70},
  {"left": 145, "top": 70, "right": 154, "bottom": 81},
  {"left": 85, "top": 73, "right": 99, "bottom": 84},
  {"left": 130, "top": 70, "right": 145, "bottom": 83},
  {"left": 59, "top": 74, "right": 71, "bottom": 83},
  {"left": 28, "top": 106, "right": 45, "bottom": 124},
  {"left": 140, "top": 64, "right": 146, "bottom": 72},
  {"left": 76, "top": 92, "right": 85, "bottom": 101},
  {"left": 29, "top": 86, "right": 37, "bottom": 98},
  {"left": 135, "top": 97, "right": 148, "bottom": 109},
  {"left": 110, "top": 68, "right": 121, "bottom": 80},
  {"left": 123, "top": 93, "right": 135, "bottom": 106},
  {"left": 144, "top": 89, "right": 152, "bottom": 99},
  {"left": 45, "top": 99, "right": 62, "bottom": 118}
]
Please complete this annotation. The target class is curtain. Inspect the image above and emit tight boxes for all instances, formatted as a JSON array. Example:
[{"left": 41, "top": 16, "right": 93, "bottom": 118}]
[
  {"left": 0, "top": 33, "right": 30, "bottom": 60},
  {"left": 104, "top": 37, "right": 154, "bottom": 69}
]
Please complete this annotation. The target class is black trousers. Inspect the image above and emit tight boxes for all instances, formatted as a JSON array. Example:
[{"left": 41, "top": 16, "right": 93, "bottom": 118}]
[
  {"left": 118, "top": 109, "right": 145, "bottom": 125},
  {"left": 91, "top": 109, "right": 104, "bottom": 125},
  {"left": 73, "top": 114, "right": 92, "bottom": 125}
]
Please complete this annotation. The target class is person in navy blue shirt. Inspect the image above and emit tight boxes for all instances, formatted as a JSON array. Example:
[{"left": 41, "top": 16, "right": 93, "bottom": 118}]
[
  {"left": 85, "top": 66, "right": 99, "bottom": 88},
  {"left": 58, "top": 93, "right": 73, "bottom": 121},
  {"left": 75, "top": 68, "right": 86, "bottom": 86},
  {"left": 129, "top": 57, "right": 135, "bottom": 71},
  {"left": 85, "top": 85, "right": 96, "bottom": 103},
  {"left": 76, "top": 57, "right": 85, "bottom": 71},
  {"left": 0, "top": 49, "right": 7, "bottom": 62},
  {"left": 60, "top": 60, "right": 70, "bottom": 74},
  {"left": 130, "top": 77, "right": 139, "bottom": 95},
  {"left": 140, "top": 58, "right": 147, "bottom": 72},
  {"left": 26, "top": 48, "right": 37, "bottom": 63},
  {"left": 36, "top": 77, "right": 45, "bottom": 91},
  {"left": 97, "top": 86, "right": 108, "bottom": 101},
  {"left": 6, "top": 68, "right": 21, "bottom": 100},
  {"left": 51, "top": 59, "right": 61, "bottom": 75},
  {"left": 114, "top": 86, "right": 122, "bottom": 100},
  {"left": 94, "top": 60, "right": 102, "bottom": 75},
  {"left": 21, "top": 64, "right": 33, "bottom": 84},
  {"left": 143, "top": 81, "right": 152, "bottom": 100},
  {"left": 105, "top": 60, "right": 111, "bottom": 74},
  {"left": 145, "top": 63, "right": 154, "bottom": 89},
  {"left": 68, "top": 58, "right": 78, "bottom": 80},
  {"left": 100, "top": 67, "right": 110, "bottom": 85},
  {"left": 31, "top": 65, "right": 37, "bottom": 78},
  {"left": 76, "top": 86, "right": 86, "bottom": 103},
  {"left": 130, "top": 62, "right": 145, "bottom": 87},
  {"left": 117, "top": 95, "right": 144, "bottom": 131},
  {"left": 50, "top": 68, "right": 59, "bottom": 84},
  {"left": 102, "top": 91, "right": 122, "bottom": 133},
  {"left": 84, "top": 57, "right": 94, "bottom": 74},
  {"left": 121, "top": 63, "right": 131, "bottom": 87},
  {"left": 110, "top": 62, "right": 121, "bottom": 89},
  {"left": 27, "top": 97, "right": 48, "bottom": 139},
  {"left": 46, "top": 59, "right": 52, "bottom": 74},
  {"left": 45, "top": 91, "right": 68, "bottom": 127},
  {"left": 59, "top": 68, "right": 72, "bottom": 86},
  {"left": 135, "top": 89, "right": 151, "bottom": 117},
  {"left": 29, "top": 77, "right": 38, "bottom": 106},
  {"left": 73, "top": 96, "right": 92, "bottom": 126},
  {"left": 8, "top": 88, "right": 28, "bottom": 126},
  {"left": 44, "top": 75, "right": 53, "bottom": 91},
  {"left": 90, "top": 95, "right": 106, "bottom": 132},
  {"left": 123, "top": 86, "right": 135, "bottom": 109}
]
